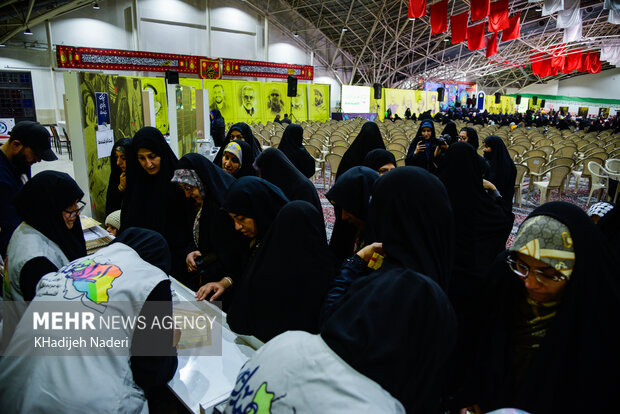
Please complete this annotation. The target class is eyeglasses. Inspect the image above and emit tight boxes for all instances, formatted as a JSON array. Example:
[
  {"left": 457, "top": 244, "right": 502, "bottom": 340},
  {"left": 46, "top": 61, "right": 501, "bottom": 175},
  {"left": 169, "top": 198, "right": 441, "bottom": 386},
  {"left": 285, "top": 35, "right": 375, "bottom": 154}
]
[
  {"left": 505, "top": 255, "right": 567, "bottom": 285},
  {"left": 64, "top": 201, "right": 85, "bottom": 219}
]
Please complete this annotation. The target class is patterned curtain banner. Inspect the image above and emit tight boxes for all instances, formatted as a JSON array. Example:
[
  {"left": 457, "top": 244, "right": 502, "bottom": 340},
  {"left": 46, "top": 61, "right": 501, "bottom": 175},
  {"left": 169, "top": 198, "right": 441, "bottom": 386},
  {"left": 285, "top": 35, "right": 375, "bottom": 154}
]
[
  {"left": 222, "top": 59, "right": 313, "bottom": 80},
  {"left": 57, "top": 46, "right": 197, "bottom": 73}
]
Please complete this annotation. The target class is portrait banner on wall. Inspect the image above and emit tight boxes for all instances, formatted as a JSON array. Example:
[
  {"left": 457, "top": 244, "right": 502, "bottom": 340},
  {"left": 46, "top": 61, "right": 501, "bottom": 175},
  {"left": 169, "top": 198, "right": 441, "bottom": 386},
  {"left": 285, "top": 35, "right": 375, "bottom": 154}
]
[
  {"left": 198, "top": 58, "right": 221, "bottom": 79},
  {"left": 262, "top": 82, "right": 290, "bottom": 123},
  {"left": 175, "top": 85, "right": 197, "bottom": 156},
  {"left": 80, "top": 73, "right": 144, "bottom": 220},
  {"left": 427, "top": 91, "right": 440, "bottom": 114},
  {"left": 308, "top": 84, "right": 330, "bottom": 122},
  {"left": 414, "top": 90, "right": 427, "bottom": 115},
  {"left": 384, "top": 88, "right": 414, "bottom": 118},
  {"left": 578, "top": 107, "right": 589, "bottom": 117},
  {"left": 203, "top": 80, "right": 235, "bottom": 125},
  {"left": 291, "top": 83, "right": 308, "bottom": 123},
  {"left": 234, "top": 81, "right": 262, "bottom": 123},
  {"left": 139, "top": 77, "right": 168, "bottom": 135}
]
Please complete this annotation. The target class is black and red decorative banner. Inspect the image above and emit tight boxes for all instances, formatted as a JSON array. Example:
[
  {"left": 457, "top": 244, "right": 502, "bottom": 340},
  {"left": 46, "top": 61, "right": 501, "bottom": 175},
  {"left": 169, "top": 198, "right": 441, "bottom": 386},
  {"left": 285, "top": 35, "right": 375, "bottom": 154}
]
[
  {"left": 56, "top": 46, "right": 199, "bottom": 74},
  {"left": 222, "top": 59, "right": 313, "bottom": 80},
  {"left": 198, "top": 58, "right": 221, "bottom": 79}
]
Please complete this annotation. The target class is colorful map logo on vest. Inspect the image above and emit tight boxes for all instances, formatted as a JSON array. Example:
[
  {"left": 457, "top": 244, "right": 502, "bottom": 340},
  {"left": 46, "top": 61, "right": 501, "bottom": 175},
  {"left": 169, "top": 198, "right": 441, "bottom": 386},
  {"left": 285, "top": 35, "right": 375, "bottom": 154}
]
[{"left": 62, "top": 258, "right": 122, "bottom": 310}]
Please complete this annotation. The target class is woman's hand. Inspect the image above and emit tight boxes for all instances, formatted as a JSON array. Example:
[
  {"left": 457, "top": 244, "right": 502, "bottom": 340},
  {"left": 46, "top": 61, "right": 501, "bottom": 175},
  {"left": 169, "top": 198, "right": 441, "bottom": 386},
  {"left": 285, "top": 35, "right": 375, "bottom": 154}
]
[
  {"left": 414, "top": 141, "right": 427, "bottom": 155},
  {"left": 195, "top": 279, "right": 230, "bottom": 302},
  {"left": 482, "top": 179, "right": 497, "bottom": 191},
  {"left": 434, "top": 142, "right": 449, "bottom": 158},
  {"left": 356, "top": 242, "right": 384, "bottom": 262},
  {"left": 118, "top": 172, "right": 126, "bottom": 192},
  {"left": 186, "top": 250, "right": 202, "bottom": 272}
]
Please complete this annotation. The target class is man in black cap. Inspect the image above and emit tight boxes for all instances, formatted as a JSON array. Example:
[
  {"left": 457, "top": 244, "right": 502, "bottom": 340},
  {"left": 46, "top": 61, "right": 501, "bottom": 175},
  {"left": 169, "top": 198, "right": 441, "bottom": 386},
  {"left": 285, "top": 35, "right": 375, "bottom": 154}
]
[{"left": 0, "top": 121, "right": 57, "bottom": 258}]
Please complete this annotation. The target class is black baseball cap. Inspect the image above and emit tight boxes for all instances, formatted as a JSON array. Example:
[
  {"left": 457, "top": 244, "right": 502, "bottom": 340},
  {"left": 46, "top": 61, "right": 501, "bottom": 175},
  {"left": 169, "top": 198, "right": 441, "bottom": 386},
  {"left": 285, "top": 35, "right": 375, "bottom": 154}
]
[{"left": 10, "top": 121, "right": 57, "bottom": 161}]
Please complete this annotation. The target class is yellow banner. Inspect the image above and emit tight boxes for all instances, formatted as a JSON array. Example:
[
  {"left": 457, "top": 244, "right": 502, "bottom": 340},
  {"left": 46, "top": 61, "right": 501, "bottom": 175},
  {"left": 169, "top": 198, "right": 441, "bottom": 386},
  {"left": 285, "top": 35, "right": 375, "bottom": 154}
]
[
  {"left": 414, "top": 90, "right": 427, "bottom": 115},
  {"left": 308, "top": 84, "right": 330, "bottom": 122},
  {"left": 261, "top": 82, "right": 290, "bottom": 123},
  {"left": 139, "top": 77, "right": 168, "bottom": 135},
  {"left": 427, "top": 91, "right": 440, "bottom": 114},
  {"left": 486, "top": 95, "right": 516, "bottom": 114},
  {"left": 291, "top": 83, "right": 308, "bottom": 122},
  {"left": 175, "top": 84, "right": 197, "bottom": 156},
  {"left": 234, "top": 80, "right": 263, "bottom": 123},
  {"left": 203, "top": 80, "right": 235, "bottom": 125},
  {"left": 384, "top": 88, "right": 415, "bottom": 118},
  {"left": 80, "top": 73, "right": 144, "bottom": 220}
]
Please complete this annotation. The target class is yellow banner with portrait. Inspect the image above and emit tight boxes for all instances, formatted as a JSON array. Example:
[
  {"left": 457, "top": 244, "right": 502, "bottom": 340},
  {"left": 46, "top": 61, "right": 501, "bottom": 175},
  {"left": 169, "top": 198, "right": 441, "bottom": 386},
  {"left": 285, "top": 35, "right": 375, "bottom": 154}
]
[
  {"left": 414, "top": 90, "right": 427, "bottom": 115},
  {"left": 308, "top": 84, "right": 330, "bottom": 122},
  {"left": 203, "top": 80, "right": 235, "bottom": 125},
  {"left": 291, "top": 83, "right": 308, "bottom": 123},
  {"left": 369, "top": 90, "right": 385, "bottom": 121},
  {"left": 139, "top": 77, "right": 168, "bottom": 135},
  {"left": 233, "top": 81, "right": 263, "bottom": 123},
  {"left": 261, "top": 82, "right": 290, "bottom": 123},
  {"left": 427, "top": 91, "right": 440, "bottom": 114}
]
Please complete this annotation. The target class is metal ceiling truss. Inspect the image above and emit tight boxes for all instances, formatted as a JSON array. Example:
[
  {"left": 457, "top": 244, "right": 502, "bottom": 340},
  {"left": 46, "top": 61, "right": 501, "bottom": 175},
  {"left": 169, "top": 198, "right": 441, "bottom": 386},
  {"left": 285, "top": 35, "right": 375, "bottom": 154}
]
[{"left": 2, "top": 0, "right": 618, "bottom": 91}]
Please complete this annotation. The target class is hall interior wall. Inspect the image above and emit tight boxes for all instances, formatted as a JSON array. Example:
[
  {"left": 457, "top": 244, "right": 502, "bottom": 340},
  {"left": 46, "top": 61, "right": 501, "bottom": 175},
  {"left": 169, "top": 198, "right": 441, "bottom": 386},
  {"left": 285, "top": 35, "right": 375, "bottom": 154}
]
[{"left": 0, "top": 0, "right": 344, "bottom": 125}]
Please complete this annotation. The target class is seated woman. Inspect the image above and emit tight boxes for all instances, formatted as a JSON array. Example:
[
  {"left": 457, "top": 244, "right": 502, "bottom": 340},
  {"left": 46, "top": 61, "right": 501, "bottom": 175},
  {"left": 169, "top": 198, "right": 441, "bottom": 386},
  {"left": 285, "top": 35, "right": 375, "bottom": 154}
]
[
  {"left": 0, "top": 228, "right": 179, "bottom": 414},
  {"left": 227, "top": 168, "right": 457, "bottom": 414},
  {"left": 483, "top": 135, "right": 516, "bottom": 213},
  {"left": 326, "top": 166, "right": 379, "bottom": 265},
  {"left": 277, "top": 123, "right": 316, "bottom": 178},
  {"left": 121, "top": 126, "right": 191, "bottom": 279},
  {"left": 171, "top": 153, "right": 248, "bottom": 295},
  {"left": 4, "top": 171, "right": 86, "bottom": 303},
  {"left": 405, "top": 120, "right": 448, "bottom": 173},
  {"left": 254, "top": 147, "right": 323, "bottom": 217},
  {"left": 213, "top": 122, "right": 262, "bottom": 167},
  {"left": 221, "top": 140, "right": 255, "bottom": 178},
  {"left": 463, "top": 202, "right": 620, "bottom": 413},
  {"left": 105, "top": 138, "right": 131, "bottom": 216},
  {"left": 362, "top": 148, "right": 396, "bottom": 175}
]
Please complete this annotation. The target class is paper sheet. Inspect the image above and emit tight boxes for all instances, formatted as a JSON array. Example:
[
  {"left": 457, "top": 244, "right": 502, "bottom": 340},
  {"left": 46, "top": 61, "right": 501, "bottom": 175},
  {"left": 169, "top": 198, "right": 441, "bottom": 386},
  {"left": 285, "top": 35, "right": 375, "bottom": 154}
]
[{"left": 96, "top": 127, "right": 114, "bottom": 159}]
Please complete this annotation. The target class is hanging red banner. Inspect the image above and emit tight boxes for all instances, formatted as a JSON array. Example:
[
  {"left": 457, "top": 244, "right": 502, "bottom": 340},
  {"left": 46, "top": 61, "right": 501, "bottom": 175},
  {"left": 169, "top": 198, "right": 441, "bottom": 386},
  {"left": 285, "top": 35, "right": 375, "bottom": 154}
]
[
  {"left": 222, "top": 59, "right": 313, "bottom": 80},
  {"left": 198, "top": 58, "right": 221, "bottom": 79},
  {"left": 56, "top": 46, "right": 198, "bottom": 73}
]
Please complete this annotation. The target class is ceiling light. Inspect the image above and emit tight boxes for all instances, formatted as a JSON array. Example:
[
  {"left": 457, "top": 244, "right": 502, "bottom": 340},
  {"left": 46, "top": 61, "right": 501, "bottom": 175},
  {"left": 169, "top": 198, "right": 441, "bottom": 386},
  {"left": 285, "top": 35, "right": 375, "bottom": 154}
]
[
  {"left": 24, "top": 27, "right": 33, "bottom": 35},
  {"left": 408, "top": 18, "right": 415, "bottom": 21},
  {"left": 342, "top": 28, "right": 348, "bottom": 32},
  {"left": 535, "top": 8, "right": 542, "bottom": 11},
  {"left": 93, "top": 2, "right": 100, "bottom": 9},
  {"left": 0, "top": 44, "right": 5, "bottom": 47},
  {"left": 444, "top": 37, "right": 450, "bottom": 42},
  {"left": 294, "top": 32, "right": 299, "bottom": 37}
]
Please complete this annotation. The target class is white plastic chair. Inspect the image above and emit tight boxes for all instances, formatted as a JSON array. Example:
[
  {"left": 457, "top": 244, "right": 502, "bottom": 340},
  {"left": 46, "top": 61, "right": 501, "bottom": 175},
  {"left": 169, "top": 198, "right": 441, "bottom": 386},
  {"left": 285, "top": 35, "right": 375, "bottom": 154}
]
[
  {"left": 604, "top": 159, "right": 620, "bottom": 203},
  {"left": 586, "top": 161, "right": 609, "bottom": 206}
]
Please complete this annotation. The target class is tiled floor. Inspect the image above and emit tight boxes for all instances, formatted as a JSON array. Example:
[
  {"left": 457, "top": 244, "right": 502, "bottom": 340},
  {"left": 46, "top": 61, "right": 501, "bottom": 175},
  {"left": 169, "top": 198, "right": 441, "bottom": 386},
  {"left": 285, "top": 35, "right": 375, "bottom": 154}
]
[{"left": 32, "top": 150, "right": 75, "bottom": 179}]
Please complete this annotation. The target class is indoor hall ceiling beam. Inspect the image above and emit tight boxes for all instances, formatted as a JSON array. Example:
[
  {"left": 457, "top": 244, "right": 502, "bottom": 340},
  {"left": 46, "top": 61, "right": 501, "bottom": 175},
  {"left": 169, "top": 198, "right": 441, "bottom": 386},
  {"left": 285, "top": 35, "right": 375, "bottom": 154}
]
[
  {"left": 24, "top": 0, "right": 35, "bottom": 26},
  {"left": 0, "top": 0, "right": 92, "bottom": 44},
  {"left": 0, "top": 0, "right": 18, "bottom": 10},
  {"left": 349, "top": 0, "right": 386, "bottom": 84}
]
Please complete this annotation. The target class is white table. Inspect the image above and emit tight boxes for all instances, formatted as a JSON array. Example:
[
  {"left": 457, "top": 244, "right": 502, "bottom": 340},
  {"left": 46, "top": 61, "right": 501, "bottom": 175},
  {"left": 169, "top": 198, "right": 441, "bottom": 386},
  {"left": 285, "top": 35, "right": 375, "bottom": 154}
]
[{"left": 168, "top": 278, "right": 262, "bottom": 414}]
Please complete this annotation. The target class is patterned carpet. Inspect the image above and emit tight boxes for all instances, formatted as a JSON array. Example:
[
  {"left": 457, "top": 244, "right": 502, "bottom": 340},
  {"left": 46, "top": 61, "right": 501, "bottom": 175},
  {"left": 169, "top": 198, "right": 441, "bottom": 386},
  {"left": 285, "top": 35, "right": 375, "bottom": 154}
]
[{"left": 313, "top": 168, "right": 597, "bottom": 248}]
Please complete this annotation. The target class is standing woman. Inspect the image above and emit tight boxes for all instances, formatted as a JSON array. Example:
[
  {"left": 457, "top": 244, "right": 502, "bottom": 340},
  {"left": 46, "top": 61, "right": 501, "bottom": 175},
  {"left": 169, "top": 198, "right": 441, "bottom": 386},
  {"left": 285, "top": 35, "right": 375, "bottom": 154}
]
[
  {"left": 222, "top": 197, "right": 333, "bottom": 343},
  {"left": 5, "top": 171, "right": 87, "bottom": 302},
  {"left": 220, "top": 140, "right": 255, "bottom": 178},
  {"left": 105, "top": 138, "right": 131, "bottom": 216},
  {"left": 327, "top": 166, "right": 380, "bottom": 264},
  {"left": 172, "top": 153, "right": 248, "bottom": 294},
  {"left": 254, "top": 147, "right": 323, "bottom": 217},
  {"left": 277, "top": 123, "right": 316, "bottom": 178},
  {"left": 121, "top": 126, "right": 190, "bottom": 278},
  {"left": 483, "top": 135, "right": 516, "bottom": 212},
  {"left": 213, "top": 122, "right": 262, "bottom": 167},
  {"left": 196, "top": 176, "right": 288, "bottom": 303},
  {"left": 405, "top": 119, "right": 447, "bottom": 173},
  {"left": 335, "top": 121, "right": 385, "bottom": 180},
  {"left": 210, "top": 109, "right": 226, "bottom": 147}
]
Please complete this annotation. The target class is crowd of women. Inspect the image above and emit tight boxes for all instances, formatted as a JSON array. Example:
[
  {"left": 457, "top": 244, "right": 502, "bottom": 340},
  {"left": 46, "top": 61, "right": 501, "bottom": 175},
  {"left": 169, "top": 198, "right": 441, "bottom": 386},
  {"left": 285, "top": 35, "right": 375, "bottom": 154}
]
[{"left": 1, "top": 118, "right": 619, "bottom": 414}]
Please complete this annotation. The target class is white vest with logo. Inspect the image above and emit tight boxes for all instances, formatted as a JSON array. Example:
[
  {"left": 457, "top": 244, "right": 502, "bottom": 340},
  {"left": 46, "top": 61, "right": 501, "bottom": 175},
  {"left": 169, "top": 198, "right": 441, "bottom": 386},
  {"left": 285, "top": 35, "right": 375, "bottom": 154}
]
[
  {"left": 3, "top": 222, "right": 69, "bottom": 301},
  {"left": 0, "top": 242, "right": 169, "bottom": 414}
]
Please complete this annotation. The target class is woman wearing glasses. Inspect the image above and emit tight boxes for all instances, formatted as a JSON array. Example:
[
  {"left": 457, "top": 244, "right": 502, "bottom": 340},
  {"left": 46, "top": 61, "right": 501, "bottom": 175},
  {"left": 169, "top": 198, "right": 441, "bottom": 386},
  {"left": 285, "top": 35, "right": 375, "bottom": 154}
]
[
  {"left": 461, "top": 202, "right": 620, "bottom": 414},
  {"left": 4, "top": 171, "right": 86, "bottom": 303}
]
